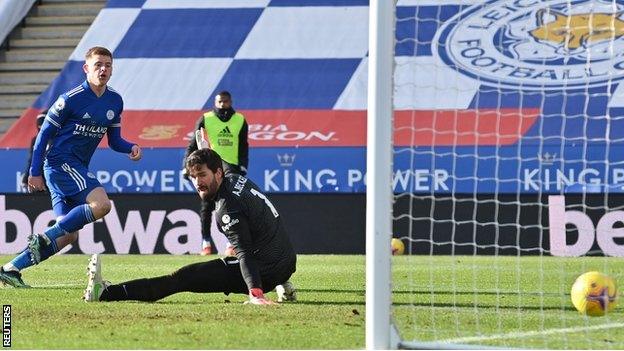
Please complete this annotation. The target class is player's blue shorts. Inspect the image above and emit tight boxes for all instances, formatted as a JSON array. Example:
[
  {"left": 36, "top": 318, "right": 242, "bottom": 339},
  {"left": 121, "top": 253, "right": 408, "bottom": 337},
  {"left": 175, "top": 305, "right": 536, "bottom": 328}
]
[{"left": 44, "top": 162, "right": 102, "bottom": 216}]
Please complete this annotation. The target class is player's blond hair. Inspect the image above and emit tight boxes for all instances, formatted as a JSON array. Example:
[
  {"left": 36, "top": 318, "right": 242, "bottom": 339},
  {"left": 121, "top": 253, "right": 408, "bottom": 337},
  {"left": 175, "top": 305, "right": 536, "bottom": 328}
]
[{"left": 85, "top": 46, "right": 113, "bottom": 60}]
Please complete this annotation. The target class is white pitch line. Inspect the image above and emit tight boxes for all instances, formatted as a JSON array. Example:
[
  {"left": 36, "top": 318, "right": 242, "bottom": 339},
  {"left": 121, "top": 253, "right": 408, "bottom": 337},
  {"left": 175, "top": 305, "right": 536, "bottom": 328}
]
[
  {"left": 42, "top": 283, "right": 83, "bottom": 287},
  {"left": 16, "top": 283, "right": 84, "bottom": 288},
  {"left": 442, "top": 322, "right": 624, "bottom": 344}
]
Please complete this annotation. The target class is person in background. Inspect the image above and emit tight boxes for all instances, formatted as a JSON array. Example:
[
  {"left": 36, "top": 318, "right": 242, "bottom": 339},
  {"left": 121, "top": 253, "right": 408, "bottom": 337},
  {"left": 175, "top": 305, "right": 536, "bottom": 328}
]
[{"left": 183, "top": 90, "right": 249, "bottom": 256}]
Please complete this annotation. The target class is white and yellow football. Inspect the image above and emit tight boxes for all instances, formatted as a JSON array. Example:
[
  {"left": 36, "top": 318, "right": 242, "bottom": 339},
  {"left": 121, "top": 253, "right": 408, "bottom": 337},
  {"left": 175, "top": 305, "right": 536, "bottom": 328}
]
[
  {"left": 570, "top": 271, "right": 618, "bottom": 316},
  {"left": 391, "top": 238, "right": 405, "bottom": 256}
]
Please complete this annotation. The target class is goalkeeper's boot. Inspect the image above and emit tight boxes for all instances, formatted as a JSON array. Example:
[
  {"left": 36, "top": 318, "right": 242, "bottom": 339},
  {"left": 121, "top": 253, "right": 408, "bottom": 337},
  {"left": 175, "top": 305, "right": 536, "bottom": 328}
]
[
  {"left": 200, "top": 245, "right": 212, "bottom": 256},
  {"left": 27, "top": 233, "right": 48, "bottom": 265},
  {"left": 275, "top": 281, "right": 297, "bottom": 302},
  {"left": 0, "top": 267, "right": 30, "bottom": 288},
  {"left": 83, "top": 254, "right": 109, "bottom": 302}
]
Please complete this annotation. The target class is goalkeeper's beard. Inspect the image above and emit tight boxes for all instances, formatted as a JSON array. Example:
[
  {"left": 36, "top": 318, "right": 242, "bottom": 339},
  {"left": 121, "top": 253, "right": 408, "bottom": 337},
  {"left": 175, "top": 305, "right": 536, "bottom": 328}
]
[{"left": 197, "top": 180, "right": 218, "bottom": 201}]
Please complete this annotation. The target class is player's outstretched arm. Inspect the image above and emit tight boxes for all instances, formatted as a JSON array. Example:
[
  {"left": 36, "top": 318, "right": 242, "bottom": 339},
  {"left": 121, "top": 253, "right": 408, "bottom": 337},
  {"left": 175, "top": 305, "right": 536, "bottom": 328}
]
[
  {"left": 227, "top": 216, "right": 275, "bottom": 305},
  {"left": 28, "top": 118, "right": 58, "bottom": 192},
  {"left": 107, "top": 127, "right": 141, "bottom": 161}
]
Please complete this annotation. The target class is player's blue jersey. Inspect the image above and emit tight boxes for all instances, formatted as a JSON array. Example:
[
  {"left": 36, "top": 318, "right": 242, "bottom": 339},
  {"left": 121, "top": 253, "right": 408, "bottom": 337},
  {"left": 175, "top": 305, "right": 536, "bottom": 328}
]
[{"left": 42, "top": 80, "right": 124, "bottom": 167}]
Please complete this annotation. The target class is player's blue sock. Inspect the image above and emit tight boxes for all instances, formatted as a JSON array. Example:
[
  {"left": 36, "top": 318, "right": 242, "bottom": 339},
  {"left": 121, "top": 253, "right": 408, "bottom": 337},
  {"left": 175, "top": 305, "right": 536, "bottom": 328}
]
[
  {"left": 44, "top": 223, "right": 67, "bottom": 242},
  {"left": 45, "top": 204, "right": 95, "bottom": 241},
  {"left": 9, "top": 238, "right": 59, "bottom": 270},
  {"left": 9, "top": 249, "right": 35, "bottom": 271}
]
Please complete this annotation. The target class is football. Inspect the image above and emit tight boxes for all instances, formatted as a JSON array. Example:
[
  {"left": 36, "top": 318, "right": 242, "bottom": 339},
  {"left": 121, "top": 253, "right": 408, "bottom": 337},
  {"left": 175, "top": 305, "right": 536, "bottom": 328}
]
[
  {"left": 570, "top": 271, "right": 618, "bottom": 316},
  {"left": 391, "top": 238, "right": 405, "bottom": 256}
]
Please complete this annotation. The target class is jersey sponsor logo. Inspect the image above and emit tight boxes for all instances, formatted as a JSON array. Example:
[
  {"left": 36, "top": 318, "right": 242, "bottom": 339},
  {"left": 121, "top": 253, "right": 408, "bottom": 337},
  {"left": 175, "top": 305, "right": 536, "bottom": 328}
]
[
  {"left": 435, "top": 0, "right": 624, "bottom": 90},
  {"left": 73, "top": 124, "right": 108, "bottom": 138},
  {"left": 217, "top": 139, "right": 233, "bottom": 147},
  {"left": 222, "top": 214, "right": 231, "bottom": 224},
  {"left": 82, "top": 112, "right": 91, "bottom": 119},
  {"left": 221, "top": 218, "right": 240, "bottom": 232},
  {"left": 106, "top": 110, "right": 115, "bottom": 120},
  {"left": 87, "top": 172, "right": 96, "bottom": 179}
]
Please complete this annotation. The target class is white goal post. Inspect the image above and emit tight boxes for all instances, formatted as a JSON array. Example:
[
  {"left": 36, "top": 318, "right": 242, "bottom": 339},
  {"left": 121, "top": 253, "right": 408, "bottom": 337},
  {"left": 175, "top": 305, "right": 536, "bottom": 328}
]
[{"left": 365, "top": 0, "right": 395, "bottom": 349}]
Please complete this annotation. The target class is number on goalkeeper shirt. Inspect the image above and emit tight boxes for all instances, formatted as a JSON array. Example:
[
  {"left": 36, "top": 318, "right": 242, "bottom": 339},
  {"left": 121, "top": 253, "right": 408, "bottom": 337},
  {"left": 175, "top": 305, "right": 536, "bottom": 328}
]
[{"left": 250, "top": 188, "right": 279, "bottom": 218}]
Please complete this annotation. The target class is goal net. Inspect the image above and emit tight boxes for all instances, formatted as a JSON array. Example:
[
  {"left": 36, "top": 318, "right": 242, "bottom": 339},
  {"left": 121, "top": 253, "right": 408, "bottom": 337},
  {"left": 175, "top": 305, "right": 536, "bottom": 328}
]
[{"left": 371, "top": 0, "right": 624, "bottom": 349}]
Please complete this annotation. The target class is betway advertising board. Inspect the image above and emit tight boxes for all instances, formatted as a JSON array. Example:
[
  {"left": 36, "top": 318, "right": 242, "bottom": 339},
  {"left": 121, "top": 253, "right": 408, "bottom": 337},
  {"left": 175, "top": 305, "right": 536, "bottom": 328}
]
[
  {"left": 2, "top": 193, "right": 624, "bottom": 256},
  {"left": 0, "top": 193, "right": 364, "bottom": 255},
  {"left": 394, "top": 193, "right": 624, "bottom": 257}
]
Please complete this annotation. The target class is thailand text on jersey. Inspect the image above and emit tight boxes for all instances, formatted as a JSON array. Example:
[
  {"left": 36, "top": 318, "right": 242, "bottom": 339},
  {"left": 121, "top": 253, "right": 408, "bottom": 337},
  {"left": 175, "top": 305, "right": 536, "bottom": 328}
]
[{"left": 43, "top": 80, "right": 123, "bottom": 167}]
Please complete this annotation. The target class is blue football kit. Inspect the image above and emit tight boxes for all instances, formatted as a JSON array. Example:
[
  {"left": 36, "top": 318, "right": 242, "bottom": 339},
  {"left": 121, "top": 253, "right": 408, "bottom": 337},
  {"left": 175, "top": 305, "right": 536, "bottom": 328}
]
[
  {"left": 0, "top": 80, "right": 137, "bottom": 275},
  {"left": 30, "top": 80, "right": 133, "bottom": 215}
]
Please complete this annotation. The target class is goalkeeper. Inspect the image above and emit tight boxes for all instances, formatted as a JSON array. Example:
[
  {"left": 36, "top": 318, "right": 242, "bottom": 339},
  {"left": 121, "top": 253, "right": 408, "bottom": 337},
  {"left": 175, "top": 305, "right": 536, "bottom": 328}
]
[{"left": 84, "top": 148, "right": 296, "bottom": 304}]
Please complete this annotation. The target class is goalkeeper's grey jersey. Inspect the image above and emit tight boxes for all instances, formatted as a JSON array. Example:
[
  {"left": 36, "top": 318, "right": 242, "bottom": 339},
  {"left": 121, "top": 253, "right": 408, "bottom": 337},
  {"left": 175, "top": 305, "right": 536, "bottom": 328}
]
[{"left": 213, "top": 173, "right": 296, "bottom": 290}]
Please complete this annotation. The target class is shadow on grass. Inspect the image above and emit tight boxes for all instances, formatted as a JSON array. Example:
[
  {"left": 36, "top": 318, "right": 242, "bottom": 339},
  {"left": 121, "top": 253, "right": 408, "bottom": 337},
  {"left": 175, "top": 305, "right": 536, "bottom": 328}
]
[
  {"left": 153, "top": 299, "right": 366, "bottom": 306},
  {"left": 394, "top": 289, "right": 568, "bottom": 297},
  {"left": 19, "top": 286, "right": 83, "bottom": 290},
  {"left": 287, "top": 300, "right": 365, "bottom": 306},
  {"left": 297, "top": 288, "right": 364, "bottom": 294},
  {"left": 393, "top": 301, "right": 577, "bottom": 312},
  {"left": 297, "top": 288, "right": 567, "bottom": 298}
]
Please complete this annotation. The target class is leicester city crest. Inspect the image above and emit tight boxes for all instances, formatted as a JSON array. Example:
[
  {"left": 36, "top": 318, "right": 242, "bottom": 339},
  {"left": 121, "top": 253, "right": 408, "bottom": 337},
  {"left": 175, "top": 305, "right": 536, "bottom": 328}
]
[
  {"left": 434, "top": 0, "right": 624, "bottom": 90},
  {"left": 54, "top": 97, "right": 65, "bottom": 111}
]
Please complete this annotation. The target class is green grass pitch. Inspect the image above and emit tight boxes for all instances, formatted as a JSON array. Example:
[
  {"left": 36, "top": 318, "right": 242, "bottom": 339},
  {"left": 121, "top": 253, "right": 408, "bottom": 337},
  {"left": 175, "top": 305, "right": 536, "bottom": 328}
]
[
  {"left": 393, "top": 256, "right": 624, "bottom": 349},
  {"left": 2, "top": 254, "right": 624, "bottom": 349},
  {"left": 0, "top": 255, "right": 365, "bottom": 349}
]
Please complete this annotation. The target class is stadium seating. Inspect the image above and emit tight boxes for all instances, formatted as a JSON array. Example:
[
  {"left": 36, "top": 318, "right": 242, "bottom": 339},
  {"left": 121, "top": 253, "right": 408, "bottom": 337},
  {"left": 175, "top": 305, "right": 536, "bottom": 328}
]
[{"left": 0, "top": 0, "right": 105, "bottom": 134}]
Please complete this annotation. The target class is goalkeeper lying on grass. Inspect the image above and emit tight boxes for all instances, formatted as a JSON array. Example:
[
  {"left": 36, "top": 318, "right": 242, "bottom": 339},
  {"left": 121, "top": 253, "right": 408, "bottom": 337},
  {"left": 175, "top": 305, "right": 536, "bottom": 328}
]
[{"left": 83, "top": 147, "right": 296, "bottom": 305}]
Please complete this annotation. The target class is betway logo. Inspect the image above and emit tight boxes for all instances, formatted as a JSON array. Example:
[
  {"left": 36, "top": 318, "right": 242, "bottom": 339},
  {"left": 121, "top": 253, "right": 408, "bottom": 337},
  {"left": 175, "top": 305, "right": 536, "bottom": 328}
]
[
  {"left": 248, "top": 124, "right": 336, "bottom": 142},
  {"left": 548, "top": 195, "right": 624, "bottom": 257},
  {"left": 0, "top": 196, "right": 201, "bottom": 254}
]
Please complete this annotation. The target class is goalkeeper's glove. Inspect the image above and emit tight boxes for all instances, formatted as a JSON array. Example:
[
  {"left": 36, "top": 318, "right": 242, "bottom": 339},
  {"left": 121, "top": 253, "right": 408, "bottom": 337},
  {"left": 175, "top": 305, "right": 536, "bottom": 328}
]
[
  {"left": 246, "top": 288, "right": 275, "bottom": 305},
  {"left": 195, "top": 127, "right": 210, "bottom": 150}
]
